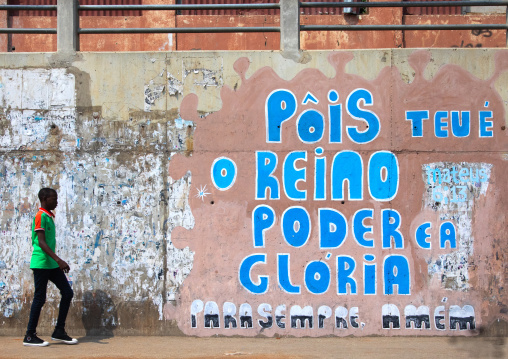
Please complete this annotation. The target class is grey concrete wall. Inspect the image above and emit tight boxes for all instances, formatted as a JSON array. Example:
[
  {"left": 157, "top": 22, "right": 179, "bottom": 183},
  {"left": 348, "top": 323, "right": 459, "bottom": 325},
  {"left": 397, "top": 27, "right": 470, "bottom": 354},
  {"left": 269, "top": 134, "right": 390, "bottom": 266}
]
[{"left": 0, "top": 49, "right": 506, "bottom": 337}]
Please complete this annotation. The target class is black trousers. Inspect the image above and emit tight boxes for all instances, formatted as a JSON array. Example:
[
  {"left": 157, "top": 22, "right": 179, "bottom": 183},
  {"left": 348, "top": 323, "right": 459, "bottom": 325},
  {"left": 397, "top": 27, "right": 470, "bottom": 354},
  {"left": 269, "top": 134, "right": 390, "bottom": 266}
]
[{"left": 26, "top": 268, "right": 74, "bottom": 334}]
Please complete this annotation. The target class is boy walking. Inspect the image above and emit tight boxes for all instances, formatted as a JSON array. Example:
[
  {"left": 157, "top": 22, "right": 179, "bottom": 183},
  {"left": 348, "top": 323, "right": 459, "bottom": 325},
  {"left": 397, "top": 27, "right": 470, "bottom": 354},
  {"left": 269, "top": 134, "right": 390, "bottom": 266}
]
[{"left": 23, "top": 188, "right": 78, "bottom": 346}]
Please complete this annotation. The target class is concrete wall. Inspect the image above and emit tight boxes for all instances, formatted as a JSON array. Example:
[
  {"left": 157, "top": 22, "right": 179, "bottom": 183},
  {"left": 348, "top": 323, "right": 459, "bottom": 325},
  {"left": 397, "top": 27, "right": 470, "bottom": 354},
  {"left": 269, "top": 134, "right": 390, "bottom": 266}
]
[{"left": 0, "top": 49, "right": 506, "bottom": 337}]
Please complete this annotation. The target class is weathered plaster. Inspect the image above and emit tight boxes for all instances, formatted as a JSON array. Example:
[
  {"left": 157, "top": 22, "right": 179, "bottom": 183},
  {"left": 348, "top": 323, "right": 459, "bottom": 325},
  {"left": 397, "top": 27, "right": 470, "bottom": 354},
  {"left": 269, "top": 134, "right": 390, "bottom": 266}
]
[
  {"left": 422, "top": 162, "right": 492, "bottom": 291},
  {"left": 0, "top": 49, "right": 506, "bottom": 337},
  {"left": 423, "top": 49, "right": 499, "bottom": 81},
  {"left": 345, "top": 50, "right": 392, "bottom": 81}
]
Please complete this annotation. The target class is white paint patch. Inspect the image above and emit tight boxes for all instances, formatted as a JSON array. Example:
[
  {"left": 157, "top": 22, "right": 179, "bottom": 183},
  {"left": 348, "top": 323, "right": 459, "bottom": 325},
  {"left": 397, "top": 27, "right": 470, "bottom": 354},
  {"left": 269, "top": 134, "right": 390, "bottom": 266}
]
[
  {"left": 157, "top": 34, "right": 173, "bottom": 51},
  {"left": 92, "top": 247, "right": 101, "bottom": 263},
  {"left": 422, "top": 162, "right": 492, "bottom": 291},
  {"left": 0, "top": 69, "right": 75, "bottom": 110},
  {"left": 153, "top": 171, "right": 195, "bottom": 317}
]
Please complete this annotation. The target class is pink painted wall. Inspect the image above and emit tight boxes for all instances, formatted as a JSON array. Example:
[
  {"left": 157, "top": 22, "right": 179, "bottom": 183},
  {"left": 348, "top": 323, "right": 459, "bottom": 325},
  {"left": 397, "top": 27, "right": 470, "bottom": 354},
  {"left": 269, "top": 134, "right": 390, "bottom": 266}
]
[{"left": 166, "top": 50, "right": 508, "bottom": 336}]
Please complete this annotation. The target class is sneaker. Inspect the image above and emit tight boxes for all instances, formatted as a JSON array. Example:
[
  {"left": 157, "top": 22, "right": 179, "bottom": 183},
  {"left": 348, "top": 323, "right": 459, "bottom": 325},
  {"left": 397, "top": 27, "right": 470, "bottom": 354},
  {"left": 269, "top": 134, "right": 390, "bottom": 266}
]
[
  {"left": 51, "top": 329, "right": 78, "bottom": 345},
  {"left": 23, "top": 333, "right": 49, "bottom": 347}
]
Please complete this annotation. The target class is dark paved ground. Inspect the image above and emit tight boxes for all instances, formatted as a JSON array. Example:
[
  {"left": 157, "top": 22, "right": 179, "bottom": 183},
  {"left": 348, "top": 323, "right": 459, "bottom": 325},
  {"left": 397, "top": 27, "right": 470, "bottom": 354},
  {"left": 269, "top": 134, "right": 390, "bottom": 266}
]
[{"left": 0, "top": 336, "right": 506, "bottom": 359}]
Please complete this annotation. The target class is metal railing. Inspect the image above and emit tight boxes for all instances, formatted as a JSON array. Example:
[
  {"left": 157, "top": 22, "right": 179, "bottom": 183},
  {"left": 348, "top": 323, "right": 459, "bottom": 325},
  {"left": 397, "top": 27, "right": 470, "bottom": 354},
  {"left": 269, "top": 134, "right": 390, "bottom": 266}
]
[
  {"left": 0, "top": 1, "right": 506, "bottom": 52},
  {"left": 0, "top": 5, "right": 57, "bottom": 34},
  {"left": 301, "top": 1, "right": 508, "bottom": 32},
  {"left": 81, "top": 2, "right": 283, "bottom": 35}
]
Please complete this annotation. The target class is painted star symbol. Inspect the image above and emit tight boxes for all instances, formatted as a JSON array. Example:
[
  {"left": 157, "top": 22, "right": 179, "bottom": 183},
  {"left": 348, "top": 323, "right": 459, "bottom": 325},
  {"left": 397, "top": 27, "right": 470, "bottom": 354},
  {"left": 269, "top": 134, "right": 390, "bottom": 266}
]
[{"left": 195, "top": 185, "right": 211, "bottom": 201}]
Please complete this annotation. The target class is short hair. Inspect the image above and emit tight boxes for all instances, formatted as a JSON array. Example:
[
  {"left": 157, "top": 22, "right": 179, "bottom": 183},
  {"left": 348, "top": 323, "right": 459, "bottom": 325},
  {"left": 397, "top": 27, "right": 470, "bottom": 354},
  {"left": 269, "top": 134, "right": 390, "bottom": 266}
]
[{"left": 38, "top": 188, "right": 57, "bottom": 202}]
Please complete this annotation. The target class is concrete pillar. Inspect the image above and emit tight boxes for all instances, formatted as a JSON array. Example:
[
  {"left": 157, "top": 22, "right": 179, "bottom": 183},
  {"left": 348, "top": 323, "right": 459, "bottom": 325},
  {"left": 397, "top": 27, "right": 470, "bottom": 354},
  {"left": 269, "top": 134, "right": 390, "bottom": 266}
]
[
  {"left": 280, "top": 0, "right": 300, "bottom": 54},
  {"left": 57, "top": 0, "right": 79, "bottom": 52}
]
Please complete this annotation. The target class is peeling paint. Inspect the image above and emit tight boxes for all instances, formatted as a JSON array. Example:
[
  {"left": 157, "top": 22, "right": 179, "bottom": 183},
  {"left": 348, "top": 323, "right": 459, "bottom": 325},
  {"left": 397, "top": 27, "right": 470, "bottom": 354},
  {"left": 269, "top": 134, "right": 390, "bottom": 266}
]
[
  {"left": 423, "top": 162, "right": 492, "bottom": 291},
  {"left": 184, "top": 68, "right": 221, "bottom": 88},
  {"left": 167, "top": 74, "right": 183, "bottom": 96},
  {"left": 0, "top": 67, "right": 196, "bottom": 333},
  {"left": 144, "top": 85, "right": 165, "bottom": 112}
]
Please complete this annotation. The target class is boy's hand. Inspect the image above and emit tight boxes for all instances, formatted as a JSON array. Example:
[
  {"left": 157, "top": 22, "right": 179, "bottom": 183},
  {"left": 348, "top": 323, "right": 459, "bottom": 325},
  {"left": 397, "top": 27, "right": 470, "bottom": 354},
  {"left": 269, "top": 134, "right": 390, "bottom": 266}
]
[
  {"left": 36, "top": 231, "right": 70, "bottom": 272},
  {"left": 57, "top": 259, "right": 70, "bottom": 273}
]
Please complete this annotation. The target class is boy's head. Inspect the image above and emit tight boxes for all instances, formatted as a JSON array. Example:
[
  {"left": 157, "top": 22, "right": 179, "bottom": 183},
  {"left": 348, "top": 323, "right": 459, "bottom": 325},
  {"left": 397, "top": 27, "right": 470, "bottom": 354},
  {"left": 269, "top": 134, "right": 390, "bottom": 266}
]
[{"left": 38, "top": 188, "right": 58, "bottom": 210}]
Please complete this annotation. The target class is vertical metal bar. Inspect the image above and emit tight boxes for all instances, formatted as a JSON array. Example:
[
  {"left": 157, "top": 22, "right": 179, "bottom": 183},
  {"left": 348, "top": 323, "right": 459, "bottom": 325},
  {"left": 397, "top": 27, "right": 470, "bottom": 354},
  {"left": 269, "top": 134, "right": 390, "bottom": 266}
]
[
  {"left": 6, "top": 1, "right": 12, "bottom": 52},
  {"left": 57, "top": 0, "right": 79, "bottom": 52},
  {"left": 506, "top": 5, "right": 507, "bottom": 47},
  {"left": 280, "top": 0, "right": 300, "bottom": 53}
]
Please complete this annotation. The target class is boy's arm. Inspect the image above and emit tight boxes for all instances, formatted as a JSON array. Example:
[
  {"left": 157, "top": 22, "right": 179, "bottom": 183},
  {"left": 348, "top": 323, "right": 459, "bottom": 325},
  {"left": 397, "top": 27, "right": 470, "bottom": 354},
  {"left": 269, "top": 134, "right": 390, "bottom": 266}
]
[{"left": 36, "top": 231, "right": 70, "bottom": 272}]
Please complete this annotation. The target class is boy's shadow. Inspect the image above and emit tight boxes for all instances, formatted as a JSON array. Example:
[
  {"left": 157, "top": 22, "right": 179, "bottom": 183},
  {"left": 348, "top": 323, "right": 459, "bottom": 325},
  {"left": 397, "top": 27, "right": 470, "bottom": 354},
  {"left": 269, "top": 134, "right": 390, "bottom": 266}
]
[{"left": 79, "top": 290, "right": 118, "bottom": 343}]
